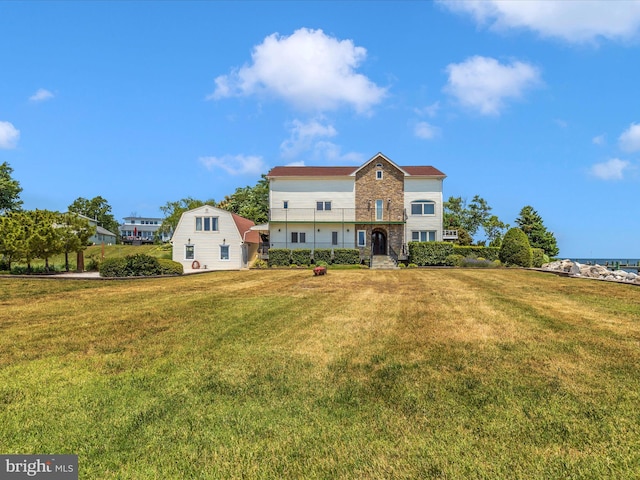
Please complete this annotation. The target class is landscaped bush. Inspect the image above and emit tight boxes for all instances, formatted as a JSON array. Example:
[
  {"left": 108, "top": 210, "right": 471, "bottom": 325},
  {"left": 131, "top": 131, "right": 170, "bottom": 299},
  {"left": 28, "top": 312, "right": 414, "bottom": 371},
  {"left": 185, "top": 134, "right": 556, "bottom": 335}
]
[
  {"left": 127, "top": 253, "right": 161, "bottom": 276},
  {"left": 333, "top": 248, "right": 360, "bottom": 265},
  {"left": 157, "top": 258, "right": 184, "bottom": 275},
  {"left": 313, "top": 249, "right": 332, "bottom": 264},
  {"left": 99, "top": 258, "right": 128, "bottom": 277},
  {"left": 453, "top": 246, "right": 500, "bottom": 261},
  {"left": 499, "top": 228, "right": 533, "bottom": 267},
  {"left": 531, "top": 248, "right": 549, "bottom": 268},
  {"left": 10, "top": 264, "right": 61, "bottom": 275},
  {"left": 268, "top": 248, "right": 291, "bottom": 267},
  {"left": 314, "top": 260, "right": 329, "bottom": 268},
  {"left": 445, "top": 254, "right": 464, "bottom": 266},
  {"left": 252, "top": 259, "right": 268, "bottom": 269},
  {"left": 459, "top": 257, "right": 497, "bottom": 268},
  {"left": 291, "top": 249, "right": 312, "bottom": 266},
  {"left": 408, "top": 241, "right": 454, "bottom": 266}
]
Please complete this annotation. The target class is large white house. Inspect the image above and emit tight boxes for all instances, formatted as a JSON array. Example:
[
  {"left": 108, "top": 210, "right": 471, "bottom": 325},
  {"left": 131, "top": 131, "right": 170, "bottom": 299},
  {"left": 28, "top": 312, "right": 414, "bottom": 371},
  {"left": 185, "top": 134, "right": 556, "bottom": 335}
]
[
  {"left": 171, "top": 205, "right": 259, "bottom": 271},
  {"left": 266, "top": 152, "right": 456, "bottom": 262}
]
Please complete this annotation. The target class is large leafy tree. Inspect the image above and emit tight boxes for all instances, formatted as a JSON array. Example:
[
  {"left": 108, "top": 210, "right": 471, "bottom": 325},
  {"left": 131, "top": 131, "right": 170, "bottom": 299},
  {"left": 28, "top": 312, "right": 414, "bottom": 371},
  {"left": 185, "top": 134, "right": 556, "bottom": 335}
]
[
  {"left": 444, "top": 195, "right": 507, "bottom": 245},
  {"left": 0, "top": 161, "right": 23, "bottom": 214},
  {"left": 515, "top": 206, "right": 559, "bottom": 257},
  {"left": 0, "top": 211, "right": 28, "bottom": 269},
  {"left": 68, "top": 196, "right": 119, "bottom": 238},
  {"left": 58, "top": 213, "right": 96, "bottom": 272},
  {"left": 27, "top": 209, "right": 62, "bottom": 271},
  {"left": 218, "top": 174, "right": 269, "bottom": 225},
  {"left": 159, "top": 197, "right": 216, "bottom": 237}
]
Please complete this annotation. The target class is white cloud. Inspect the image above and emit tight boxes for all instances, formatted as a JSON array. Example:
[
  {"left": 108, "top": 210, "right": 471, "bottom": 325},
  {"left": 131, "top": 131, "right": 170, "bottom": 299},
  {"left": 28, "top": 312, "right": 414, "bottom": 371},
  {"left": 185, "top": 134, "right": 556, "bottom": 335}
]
[
  {"left": 592, "top": 134, "right": 606, "bottom": 146},
  {"left": 199, "top": 154, "right": 267, "bottom": 175},
  {"left": 0, "top": 121, "right": 20, "bottom": 149},
  {"left": 29, "top": 88, "right": 54, "bottom": 102},
  {"left": 590, "top": 158, "right": 630, "bottom": 180},
  {"left": 208, "top": 28, "right": 386, "bottom": 113},
  {"left": 619, "top": 122, "right": 640, "bottom": 152},
  {"left": 414, "top": 102, "right": 440, "bottom": 118},
  {"left": 438, "top": 0, "right": 640, "bottom": 44},
  {"left": 444, "top": 55, "right": 541, "bottom": 115},
  {"left": 414, "top": 121, "right": 441, "bottom": 140},
  {"left": 280, "top": 118, "right": 338, "bottom": 159}
]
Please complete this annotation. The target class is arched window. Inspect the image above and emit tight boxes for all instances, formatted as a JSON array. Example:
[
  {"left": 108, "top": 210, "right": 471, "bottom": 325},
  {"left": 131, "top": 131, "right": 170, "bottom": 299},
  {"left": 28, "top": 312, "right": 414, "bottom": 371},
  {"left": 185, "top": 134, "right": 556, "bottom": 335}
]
[{"left": 411, "top": 200, "right": 435, "bottom": 216}]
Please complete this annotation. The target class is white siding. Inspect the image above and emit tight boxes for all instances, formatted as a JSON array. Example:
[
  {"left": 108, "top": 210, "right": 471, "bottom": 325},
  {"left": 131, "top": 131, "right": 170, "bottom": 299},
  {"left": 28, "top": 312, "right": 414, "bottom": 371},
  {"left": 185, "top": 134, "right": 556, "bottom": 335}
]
[
  {"left": 171, "top": 205, "right": 245, "bottom": 271},
  {"left": 269, "top": 222, "right": 356, "bottom": 250},
  {"left": 270, "top": 178, "right": 355, "bottom": 210},
  {"left": 404, "top": 178, "right": 444, "bottom": 241}
]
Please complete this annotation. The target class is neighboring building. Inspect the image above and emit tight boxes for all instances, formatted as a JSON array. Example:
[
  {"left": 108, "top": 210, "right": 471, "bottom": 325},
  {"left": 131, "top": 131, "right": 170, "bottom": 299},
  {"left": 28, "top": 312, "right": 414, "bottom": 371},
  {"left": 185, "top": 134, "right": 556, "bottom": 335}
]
[
  {"left": 120, "top": 216, "right": 171, "bottom": 244},
  {"left": 74, "top": 213, "right": 117, "bottom": 245},
  {"left": 171, "top": 205, "right": 260, "bottom": 271},
  {"left": 266, "top": 152, "right": 457, "bottom": 263}
]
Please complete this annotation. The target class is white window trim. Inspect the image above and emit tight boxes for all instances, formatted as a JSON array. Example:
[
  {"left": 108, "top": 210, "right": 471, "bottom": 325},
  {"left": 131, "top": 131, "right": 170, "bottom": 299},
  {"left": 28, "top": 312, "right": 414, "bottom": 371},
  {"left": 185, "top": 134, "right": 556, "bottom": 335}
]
[
  {"left": 411, "top": 230, "right": 437, "bottom": 242},
  {"left": 220, "top": 244, "right": 230, "bottom": 261},
  {"left": 185, "top": 244, "right": 195, "bottom": 260},
  {"left": 357, "top": 230, "right": 366, "bottom": 247},
  {"left": 316, "top": 201, "right": 332, "bottom": 211},
  {"left": 410, "top": 200, "right": 436, "bottom": 216},
  {"left": 375, "top": 199, "right": 384, "bottom": 221},
  {"left": 376, "top": 170, "right": 383, "bottom": 180}
]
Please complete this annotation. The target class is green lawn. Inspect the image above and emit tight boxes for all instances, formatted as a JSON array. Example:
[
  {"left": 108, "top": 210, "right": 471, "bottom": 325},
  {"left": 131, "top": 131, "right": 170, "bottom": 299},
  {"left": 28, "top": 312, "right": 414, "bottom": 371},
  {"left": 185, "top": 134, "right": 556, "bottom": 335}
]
[{"left": 1, "top": 269, "right": 639, "bottom": 478}]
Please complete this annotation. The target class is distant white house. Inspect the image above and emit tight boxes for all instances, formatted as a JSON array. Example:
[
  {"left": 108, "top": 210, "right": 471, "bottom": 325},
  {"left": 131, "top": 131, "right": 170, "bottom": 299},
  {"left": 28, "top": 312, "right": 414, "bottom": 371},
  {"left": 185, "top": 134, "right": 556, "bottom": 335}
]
[
  {"left": 74, "top": 213, "right": 117, "bottom": 245},
  {"left": 120, "top": 216, "right": 171, "bottom": 244},
  {"left": 171, "top": 205, "right": 260, "bottom": 271}
]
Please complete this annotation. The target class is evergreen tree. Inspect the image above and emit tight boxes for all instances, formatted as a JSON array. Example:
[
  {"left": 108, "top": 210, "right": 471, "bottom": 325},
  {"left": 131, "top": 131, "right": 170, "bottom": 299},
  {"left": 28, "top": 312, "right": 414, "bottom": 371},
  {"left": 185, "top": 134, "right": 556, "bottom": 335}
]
[
  {"left": 515, "top": 206, "right": 559, "bottom": 257},
  {"left": 0, "top": 161, "right": 23, "bottom": 214}
]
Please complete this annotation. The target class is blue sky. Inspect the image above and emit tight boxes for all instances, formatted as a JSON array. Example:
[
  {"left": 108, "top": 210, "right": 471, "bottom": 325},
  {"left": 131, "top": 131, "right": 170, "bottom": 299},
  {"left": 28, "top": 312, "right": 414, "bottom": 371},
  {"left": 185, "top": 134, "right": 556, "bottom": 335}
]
[{"left": 2, "top": 1, "right": 640, "bottom": 257}]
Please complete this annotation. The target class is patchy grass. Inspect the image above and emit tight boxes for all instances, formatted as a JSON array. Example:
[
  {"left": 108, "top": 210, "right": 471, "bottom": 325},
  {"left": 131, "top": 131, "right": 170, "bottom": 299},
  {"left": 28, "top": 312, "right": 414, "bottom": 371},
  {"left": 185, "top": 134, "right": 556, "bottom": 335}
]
[{"left": 1, "top": 269, "right": 639, "bottom": 478}]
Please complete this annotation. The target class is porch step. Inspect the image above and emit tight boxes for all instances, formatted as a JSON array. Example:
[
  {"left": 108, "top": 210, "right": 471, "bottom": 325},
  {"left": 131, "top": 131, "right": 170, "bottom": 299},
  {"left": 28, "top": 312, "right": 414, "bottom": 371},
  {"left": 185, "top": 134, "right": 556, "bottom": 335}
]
[{"left": 371, "top": 255, "right": 398, "bottom": 270}]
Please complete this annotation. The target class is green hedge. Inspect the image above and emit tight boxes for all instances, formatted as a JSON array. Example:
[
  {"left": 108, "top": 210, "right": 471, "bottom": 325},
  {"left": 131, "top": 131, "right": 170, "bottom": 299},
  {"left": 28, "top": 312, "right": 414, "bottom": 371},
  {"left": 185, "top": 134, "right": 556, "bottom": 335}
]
[
  {"left": 291, "top": 249, "right": 312, "bottom": 266},
  {"left": 531, "top": 248, "right": 549, "bottom": 268},
  {"left": 99, "top": 253, "right": 182, "bottom": 277},
  {"left": 333, "top": 248, "right": 360, "bottom": 265},
  {"left": 408, "top": 242, "right": 454, "bottom": 266},
  {"left": 157, "top": 258, "right": 184, "bottom": 275},
  {"left": 268, "top": 248, "right": 291, "bottom": 267},
  {"left": 453, "top": 246, "right": 500, "bottom": 261},
  {"left": 313, "top": 249, "right": 333, "bottom": 264}
]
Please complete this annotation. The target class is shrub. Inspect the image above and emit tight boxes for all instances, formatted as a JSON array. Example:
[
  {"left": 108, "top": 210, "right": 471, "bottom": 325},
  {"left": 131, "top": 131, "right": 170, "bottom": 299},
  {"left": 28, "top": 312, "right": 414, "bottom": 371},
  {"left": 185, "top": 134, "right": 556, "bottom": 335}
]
[
  {"left": 291, "top": 249, "right": 312, "bottom": 266},
  {"left": 398, "top": 263, "right": 406, "bottom": 269},
  {"left": 408, "top": 242, "right": 454, "bottom": 266},
  {"left": 252, "top": 259, "right": 268, "bottom": 269},
  {"left": 453, "top": 246, "right": 500, "bottom": 261},
  {"left": 445, "top": 254, "right": 464, "bottom": 267},
  {"left": 499, "top": 228, "right": 533, "bottom": 267},
  {"left": 268, "top": 248, "right": 291, "bottom": 267},
  {"left": 157, "top": 258, "right": 183, "bottom": 275},
  {"left": 315, "top": 260, "right": 329, "bottom": 268},
  {"left": 459, "top": 257, "right": 496, "bottom": 268},
  {"left": 407, "top": 263, "right": 418, "bottom": 269},
  {"left": 333, "top": 249, "right": 360, "bottom": 265},
  {"left": 531, "top": 248, "right": 548, "bottom": 268},
  {"left": 127, "top": 253, "right": 161, "bottom": 276},
  {"left": 86, "top": 254, "right": 101, "bottom": 271},
  {"left": 99, "top": 258, "right": 128, "bottom": 277},
  {"left": 313, "top": 249, "right": 332, "bottom": 264}
]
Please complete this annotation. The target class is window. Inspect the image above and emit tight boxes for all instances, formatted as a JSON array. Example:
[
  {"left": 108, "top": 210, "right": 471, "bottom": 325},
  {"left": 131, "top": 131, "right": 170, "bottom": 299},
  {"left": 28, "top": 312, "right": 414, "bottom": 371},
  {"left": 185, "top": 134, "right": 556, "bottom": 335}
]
[
  {"left": 332, "top": 231, "right": 338, "bottom": 246},
  {"left": 376, "top": 170, "right": 383, "bottom": 180},
  {"left": 291, "top": 232, "right": 306, "bottom": 243},
  {"left": 375, "top": 199, "right": 384, "bottom": 221},
  {"left": 357, "top": 230, "right": 366, "bottom": 247},
  {"left": 195, "top": 216, "right": 219, "bottom": 231},
  {"left": 283, "top": 200, "right": 289, "bottom": 209},
  {"left": 316, "top": 201, "right": 332, "bottom": 211},
  {"left": 411, "top": 231, "right": 436, "bottom": 242},
  {"left": 411, "top": 200, "right": 435, "bottom": 216},
  {"left": 220, "top": 245, "right": 229, "bottom": 260},
  {"left": 185, "top": 245, "right": 195, "bottom": 259}
]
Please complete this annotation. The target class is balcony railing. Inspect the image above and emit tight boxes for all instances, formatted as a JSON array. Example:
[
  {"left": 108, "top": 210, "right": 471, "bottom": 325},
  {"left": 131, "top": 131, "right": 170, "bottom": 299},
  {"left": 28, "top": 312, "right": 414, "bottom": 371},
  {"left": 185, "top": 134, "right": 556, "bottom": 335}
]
[
  {"left": 443, "top": 229, "right": 459, "bottom": 240},
  {"left": 269, "top": 207, "right": 407, "bottom": 223}
]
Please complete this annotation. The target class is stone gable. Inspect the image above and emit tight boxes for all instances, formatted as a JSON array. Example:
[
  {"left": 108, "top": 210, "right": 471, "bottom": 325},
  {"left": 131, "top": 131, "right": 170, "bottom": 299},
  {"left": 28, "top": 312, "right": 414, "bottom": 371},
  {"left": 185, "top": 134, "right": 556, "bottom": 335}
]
[{"left": 354, "top": 155, "right": 405, "bottom": 222}]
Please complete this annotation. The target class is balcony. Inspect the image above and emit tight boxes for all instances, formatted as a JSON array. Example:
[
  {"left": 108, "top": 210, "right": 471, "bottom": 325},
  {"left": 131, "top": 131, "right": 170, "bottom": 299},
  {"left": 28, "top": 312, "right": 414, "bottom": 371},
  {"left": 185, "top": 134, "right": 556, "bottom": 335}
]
[
  {"left": 443, "top": 229, "right": 459, "bottom": 240},
  {"left": 269, "top": 207, "right": 407, "bottom": 224}
]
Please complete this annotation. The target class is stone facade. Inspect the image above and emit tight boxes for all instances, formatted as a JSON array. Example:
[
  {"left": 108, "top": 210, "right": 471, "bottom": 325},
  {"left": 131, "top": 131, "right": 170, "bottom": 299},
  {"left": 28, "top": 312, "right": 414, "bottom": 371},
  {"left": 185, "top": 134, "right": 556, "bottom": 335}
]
[{"left": 355, "top": 154, "right": 406, "bottom": 258}]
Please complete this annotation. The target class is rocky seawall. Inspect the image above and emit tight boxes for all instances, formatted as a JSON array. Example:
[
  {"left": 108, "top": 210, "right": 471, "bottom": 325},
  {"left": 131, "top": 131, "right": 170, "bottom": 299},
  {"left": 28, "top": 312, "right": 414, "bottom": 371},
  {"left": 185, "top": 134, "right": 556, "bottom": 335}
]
[{"left": 542, "top": 259, "right": 640, "bottom": 285}]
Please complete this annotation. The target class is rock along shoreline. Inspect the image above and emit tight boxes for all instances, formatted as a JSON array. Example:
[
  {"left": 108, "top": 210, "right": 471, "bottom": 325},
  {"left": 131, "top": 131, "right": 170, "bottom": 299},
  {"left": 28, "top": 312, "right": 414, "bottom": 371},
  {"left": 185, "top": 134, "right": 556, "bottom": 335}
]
[{"left": 541, "top": 259, "right": 640, "bottom": 285}]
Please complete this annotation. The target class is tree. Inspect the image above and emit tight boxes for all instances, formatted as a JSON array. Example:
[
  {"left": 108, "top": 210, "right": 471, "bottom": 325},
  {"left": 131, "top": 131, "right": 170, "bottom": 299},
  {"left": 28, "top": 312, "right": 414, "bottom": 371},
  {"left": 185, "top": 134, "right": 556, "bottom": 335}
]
[
  {"left": 27, "top": 209, "right": 63, "bottom": 271},
  {"left": 0, "top": 161, "right": 23, "bottom": 214},
  {"left": 444, "top": 195, "right": 504, "bottom": 245},
  {"left": 499, "top": 227, "right": 533, "bottom": 267},
  {"left": 159, "top": 197, "right": 216, "bottom": 237},
  {"left": 68, "top": 196, "right": 119, "bottom": 240},
  {"left": 218, "top": 174, "right": 269, "bottom": 225},
  {"left": 515, "top": 206, "right": 559, "bottom": 257},
  {"left": 0, "top": 211, "right": 28, "bottom": 270},
  {"left": 58, "top": 213, "right": 96, "bottom": 272}
]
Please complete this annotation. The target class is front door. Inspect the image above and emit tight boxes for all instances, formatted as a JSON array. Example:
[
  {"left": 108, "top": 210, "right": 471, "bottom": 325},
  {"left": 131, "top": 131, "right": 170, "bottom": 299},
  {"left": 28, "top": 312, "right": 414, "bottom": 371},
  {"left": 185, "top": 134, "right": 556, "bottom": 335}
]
[{"left": 372, "top": 231, "right": 386, "bottom": 255}]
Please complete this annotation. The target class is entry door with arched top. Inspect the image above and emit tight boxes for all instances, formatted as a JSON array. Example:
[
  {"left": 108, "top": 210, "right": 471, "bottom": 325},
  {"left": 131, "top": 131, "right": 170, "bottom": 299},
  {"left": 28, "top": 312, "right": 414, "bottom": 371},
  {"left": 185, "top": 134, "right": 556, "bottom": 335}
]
[{"left": 372, "top": 231, "right": 386, "bottom": 255}]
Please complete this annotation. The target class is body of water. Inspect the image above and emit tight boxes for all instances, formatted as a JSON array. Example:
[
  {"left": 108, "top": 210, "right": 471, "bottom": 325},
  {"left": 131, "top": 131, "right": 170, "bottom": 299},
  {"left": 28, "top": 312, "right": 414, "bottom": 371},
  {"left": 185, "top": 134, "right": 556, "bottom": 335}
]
[{"left": 571, "top": 258, "right": 640, "bottom": 273}]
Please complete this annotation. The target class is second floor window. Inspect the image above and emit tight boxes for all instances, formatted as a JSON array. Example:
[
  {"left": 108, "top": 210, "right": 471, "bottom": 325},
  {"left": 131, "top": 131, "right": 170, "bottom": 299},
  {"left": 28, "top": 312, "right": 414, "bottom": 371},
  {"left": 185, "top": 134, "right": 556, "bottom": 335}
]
[
  {"left": 375, "top": 199, "right": 384, "bottom": 221},
  {"left": 411, "top": 200, "right": 435, "bottom": 216},
  {"left": 316, "top": 201, "right": 332, "bottom": 211},
  {"left": 195, "top": 216, "right": 219, "bottom": 231}
]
